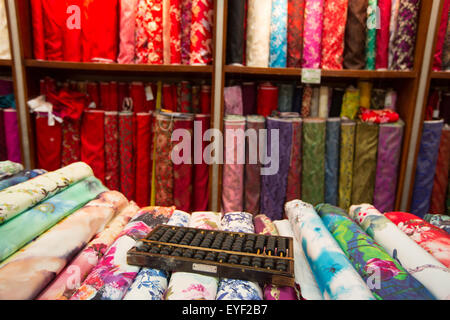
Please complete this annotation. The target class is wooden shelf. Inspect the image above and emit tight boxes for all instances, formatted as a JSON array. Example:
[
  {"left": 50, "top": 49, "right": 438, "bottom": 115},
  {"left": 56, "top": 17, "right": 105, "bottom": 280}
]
[
  {"left": 224, "top": 65, "right": 417, "bottom": 79},
  {"left": 24, "top": 59, "right": 213, "bottom": 74},
  {"left": 430, "top": 71, "right": 450, "bottom": 79},
  {"left": 0, "top": 59, "right": 12, "bottom": 67}
]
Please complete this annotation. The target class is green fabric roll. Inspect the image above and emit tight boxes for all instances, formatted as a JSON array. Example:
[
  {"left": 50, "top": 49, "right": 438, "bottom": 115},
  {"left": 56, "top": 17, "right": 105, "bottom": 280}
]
[
  {"left": 351, "top": 121, "right": 379, "bottom": 205},
  {"left": 302, "top": 119, "right": 326, "bottom": 206},
  {"left": 0, "top": 176, "right": 108, "bottom": 262},
  {"left": 339, "top": 120, "right": 356, "bottom": 210},
  {"left": 365, "top": 0, "right": 378, "bottom": 70}
]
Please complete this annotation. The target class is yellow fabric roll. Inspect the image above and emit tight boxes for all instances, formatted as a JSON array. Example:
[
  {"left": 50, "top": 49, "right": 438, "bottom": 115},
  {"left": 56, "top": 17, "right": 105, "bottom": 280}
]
[
  {"left": 338, "top": 120, "right": 356, "bottom": 210},
  {"left": 340, "top": 86, "right": 360, "bottom": 120},
  {"left": 358, "top": 81, "right": 372, "bottom": 109}
]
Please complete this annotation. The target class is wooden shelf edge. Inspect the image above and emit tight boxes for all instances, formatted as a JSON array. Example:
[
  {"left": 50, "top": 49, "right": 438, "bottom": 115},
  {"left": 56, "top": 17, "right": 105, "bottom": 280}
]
[
  {"left": 224, "top": 65, "right": 417, "bottom": 79},
  {"left": 430, "top": 71, "right": 450, "bottom": 79},
  {"left": 0, "top": 59, "right": 12, "bottom": 67},
  {"left": 24, "top": 59, "right": 214, "bottom": 73}
]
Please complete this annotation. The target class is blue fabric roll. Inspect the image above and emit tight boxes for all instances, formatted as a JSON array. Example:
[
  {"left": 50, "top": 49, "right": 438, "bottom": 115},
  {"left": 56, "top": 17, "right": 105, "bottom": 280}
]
[
  {"left": 292, "top": 86, "right": 303, "bottom": 114},
  {"left": 269, "top": 0, "right": 288, "bottom": 68},
  {"left": 325, "top": 119, "right": 341, "bottom": 205},
  {"left": 278, "top": 83, "right": 294, "bottom": 112},
  {"left": 0, "top": 169, "right": 47, "bottom": 191},
  {"left": 411, "top": 120, "right": 445, "bottom": 218}
]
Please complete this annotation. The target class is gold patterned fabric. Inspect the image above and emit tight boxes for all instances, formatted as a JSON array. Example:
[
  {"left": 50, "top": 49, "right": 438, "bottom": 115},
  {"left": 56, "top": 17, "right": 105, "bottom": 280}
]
[{"left": 338, "top": 120, "right": 355, "bottom": 210}]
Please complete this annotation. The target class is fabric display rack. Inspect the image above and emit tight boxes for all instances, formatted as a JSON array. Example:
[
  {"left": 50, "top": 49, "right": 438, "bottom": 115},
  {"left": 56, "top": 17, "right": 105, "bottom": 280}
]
[{"left": 0, "top": 0, "right": 449, "bottom": 301}]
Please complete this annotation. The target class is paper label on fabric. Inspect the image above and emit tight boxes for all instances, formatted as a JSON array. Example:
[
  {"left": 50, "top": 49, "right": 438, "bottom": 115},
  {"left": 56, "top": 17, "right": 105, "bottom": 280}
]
[
  {"left": 301, "top": 69, "right": 321, "bottom": 84},
  {"left": 145, "top": 86, "right": 154, "bottom": 101},
  {"left": 192, "top": 263, "right": 217, "bottom": 274}
]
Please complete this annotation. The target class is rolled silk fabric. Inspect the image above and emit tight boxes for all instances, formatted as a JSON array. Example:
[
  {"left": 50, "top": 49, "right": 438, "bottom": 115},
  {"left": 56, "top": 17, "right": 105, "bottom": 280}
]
[
  {"left": 170, "top": 0, "right": 182, "bottom": 64},
  {"left": 104, "top": 112, "right": 120, "bottom": 191},
  {"left": 373, "top": 121, "right": 404, "bottom": 213},
  {"left": 375, "top": 0, "right": 392, "bottom": 69},
  {"left": 216, "top": 212, "right": 263, "bottom": 300},
  {"left": 242, "top": 82, "right": 257, "bottom": 115},
  {"left": 325, "top": 118, "right": 340, "bottom": 206},
  {"left": 317, "top": 204, "right": 436, "bottom": 300},
  {"left": 61, "top": 119, "right": 81, "bottom": 166},
  {"left": 384, "top": 212, "right": 450, "bottom": 269},
  {"left": 0, "top": 176, "right": 106, "bottom": 263},
  {"left": 0, "top": 162, "right": 93, "bottom": 225},
  {"left": 371, "top": 88, "right": 387, "bottom": 110},
  {"left": 0, "top": 169, "right": 46, "bottom": 192},
  {"left": 154, "top": 113, "right": 174, "bottom": 206},
  {"left": 358, "top": 81, "right": 372, "bottom": 109},
  {"left": 119, "top": 112, "right": 135, "bottom": 201},
  {"left": 0, "top": 111, "right": 5, "bottom": 161},
  {"left": 254, "top": 214, "right": 279, "bottom": 235},
  {"left": 35, "top": 115, "right": 62, "bottom": 172},
  {"left": 351, "top": 121, "right": 379, "bottom": 205},
  {"left": 222, "top": 115, "right": 245, "bottom": 213},
  {"left": 0, "top": 0, "right": 10, "bottom": 59},
  {"left": 310, "top": 87, "right": 320, "bottom": 117},
  {"left": 261, "top": 117, "right": 293, "bottom": 221},
  {"left": 0, "top": 190, "right": 122, "bottom": 300},
  {"left": 365, "top": 0, "right": 378, "bottom": 70},
  {"left": 173, "top": 115, "right": 194, "bottom": 212},
  {"left": 292, "top": 86, "right": 303, "bottom": 114},
  {"left": 71, "top": 206, "right": 175, "bottom": 300},
  {"left": 41, "top": 0, "right": 65, "bottom": 61},
  {"left": 321, "top": 0, "right": 349, "bottom": 70},
  {"left": 163, "top": 0, "right": 171, "bottom": 64},
  {"left": 278, "top": 83, "right": 294, "bottom": 112},
  {"left": 286, "top": 118, "right": 303, "bottom": 202},
  {"left": 81, "top": 110, "right": 105, "bottom": 184},
  {"left": 31, "top": 0, "right": 45, "bottom": 59},
  {"left": 39, "top": 201, "right": 139, "bottom": 300},
  {"left": 0, "top": 161, "right": 31, "bottom": 181},
  {"left": 274, "top": 219, "right": 322, "bottom": 300},
  {"left": 181, "top": 0, "right": 193, "bottom": 64},
  {"left": 411, "top": 120, "right": 445, "bottom": 218},
  {"left": 287, "top": 0, "right": 305, "bottom": 68},
  {"left": 343, "top": 0, "right": 368, "bottom": 69},
  {"left": 135, "top": 0, "right": 163, "bottom": 64},
  {"left": 226, "top": 0, "right": 246, "bottom": 65},
  {"left": 349, "top": 204, "right": 450, "bottom": 300},
  {"left": 302, "top": 0, "right": 324, "bottom": 69},
  {"left": 135, "top": 113, "right": 153, "bottom": 208},
  {"left": 301, "top": 119, "right": 326, "bottom": 206},
  {"left": 244, "top": 115, "right": 265, "bottom": 215},
  {"left": 269, "top": 0, "right": 288, "bottom": 68},
  {"left": 178, "top": 81, "right": 192, "bottom": 113},
  {"left": 189, "top": 0, "right": 213, "bottom": 65},
  {"left": 301, "top": 85, "right": 312, "bottom": 117},
  {"left": 318, "top": 86, "right": 329, "bottom": 118},
  {"left": 433, "top": 0, "right": 450, "bottom": 71},
  {"left": 441, "top": 8, "right": 450, "bottom": 71},
  {"left": 123, "top": 210, "right": 190, "bottom": 300},
  {"left": 224, "top": 86, "right": 244, "bottom": 115},
  {"left": 329, "top": 88, "right": 344, "bottom": 118},
  {"left": 118, "top": 0, "right": 138, "bottom": 64},
  {"left": 285, "top": 200, "right": 375, "bottom": 300},
  {"left": 192, "top": 114, "right": 210, "bottom": 211},
  {"left": 424, "top": 214, "right": 450, "bottom": 234},
  {"left": 246, "top": 0, "right": 272, "bottom": 67},
  {"left": 388, "top": 0, "right": 400, "bottom": 69},
  {"left": 165, "top": 211, "right": 221, "bottom": 300},
  {"left": 340, "top": 86, "right": 360, "bottom": 120},
  {"left": 338, "top": 120, "right": 356, "bottom": 210},
  {"left": 63, "top": 0, "right": 82, "bottom": 61},
  {"left": 3, "top": 110, "right": 21, "bottom": 163},
  {"left": 430, "top": 125, "right": 450, "bottom": 214},
  {"left": 391, "top": 0, "right": 420, "bottom": 70},
  {"left": 257, "top": 84, "right": 279, "bottom": 117}
]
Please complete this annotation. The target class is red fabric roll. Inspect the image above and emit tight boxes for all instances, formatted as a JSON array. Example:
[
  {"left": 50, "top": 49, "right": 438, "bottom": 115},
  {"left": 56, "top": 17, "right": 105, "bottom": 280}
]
[
  {"left": 170, "top": 0, "right": 182, "bottom": 64},
  {"left": 189, "top": 0, "right": 213, "bottom": 65},
  {"left": 63, "top": 0, "right": 82, "bottom": 61},
  {"left": 104, "top": 112, "right": 120, "bottom": 191},
  {"left": 375, "top": 0, "right": 392, "bottom": 70},
  {"left": 31, "top": 0, "right": 46, "bottom": 60},
  {"left": 119, "top": 112, "right": 135, "bottom": 200},
  {"left": 192, "top": 114, "right": 210, "bottom": 211},
  {"left": 162, "top": 84, "right": 177, "bottom": 111},
  {"left": 154, "top": 113, "right": 174, "bottom": 206},
  {"left": 200, "top": 85, "right": 211, "bottom": 114},
  {"left": 46, "top": 87, "right": 86, "bottom": 121},
  {"left": 286, "top": 119, "right": 302, "bottom": 202},
  {"left": 287, "top": 0, "right": 305, "bottom": 68},
  {"left": 173, "top": 116, "right": 194, "bottom": 212},
  {"left": 257, "top": 84, "right": 279, "bottom": 117},
  {"left": 191, "top": 85, "right": 201, "bottom": 113},
  {"left": 61, "top": 118, "right": 81, "bottom": 166},
  {"left": 433, "top": 0, "right": 450, "bottom": 71},
  {"left": 130, "top": 82, "right": 146, "bottom": 113},
  {"left": 35, "top": 115, "right": 62, "bottom": 171},
  {"left": 118, "top": 82, "right": 129, "bottom": 110},
  {"left": 430, "top": 126, "right": 450, "bottom": 214},
  {"left": 100, "top": 82, "right": 111, "bottom": 110},
  {"left": 42, "top": 0, "right": 66, "bottom": 61},
  {"left": 81, "top": 0, "right": 119, "bottom": 63},
  {"left": 86, "top": 82, "right": 100, "bottom": 109},
  {"left": 81, "top": 110, "right": 105, "bottom": 183},
  {"left": 135, "top": 113, "right": 152, "bottom": 207},
  {"left": 109, "top": 82, "right": 119, "bottom": 111},
  {"left": 144, "top": 83, "right": 157, "bottom": 112}
]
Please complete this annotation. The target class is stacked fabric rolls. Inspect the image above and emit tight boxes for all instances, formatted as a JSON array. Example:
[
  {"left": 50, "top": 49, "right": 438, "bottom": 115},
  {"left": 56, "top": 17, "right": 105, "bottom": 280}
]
[
  {"left": 0, "top": 0, "right": 10, "bottom": 60},
  {"left": 30, "top": 0, "right": 214, "bottom": 65},
  {"left": 28, "top": 77, "right": 212, "bottom": 210},
  {"left": 433, "top": 1, "right": 450, "bottom": 72},
  {"left": 221, "top": 81, "right": 404, "bottom": 220},
  {"left": 227, "top": 0, "right": 420, "bottom": 70},
  {"left": 0, "top": 79, "right": 21, "bottom": 163}
]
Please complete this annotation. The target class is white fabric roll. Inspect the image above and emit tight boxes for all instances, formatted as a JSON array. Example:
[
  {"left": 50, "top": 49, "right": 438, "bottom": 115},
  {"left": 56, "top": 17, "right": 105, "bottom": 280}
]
[{"left": 246, "top": 0, "right": 272, "bottom": 67}]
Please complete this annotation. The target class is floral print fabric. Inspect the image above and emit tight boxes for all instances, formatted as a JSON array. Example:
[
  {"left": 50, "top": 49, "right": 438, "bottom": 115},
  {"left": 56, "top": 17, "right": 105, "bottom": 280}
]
[
  {"left": 180, "top": 0, "right": 193, "bottom": 64},
  {"left": 0, "top": 169, "right": 46, "bottom": 192},
  {"left": 170, "top": 0, "right": 182, "bottom": 64},
  {"left": 154, "top": 113, "right": 174, "bottom": 206},
  {"left": 424, "top": 214, "right": 450, "bottom": 234},
  {"left": 105, "top": 112, "right": 120, "bottom": 191},
  {"left": 338, "top": 121, "right": 355, "bottom": 210},
  {"left": 61, "top": 119, "right": 81, "bottom": 166},
  {"left": 317, "top": 204, "right": 436, "bottom": 300},
  {"left": 269, "top": 0, "right": 288, "bottom": 68},
  {"left": 365, "top": 0, "right": 378, "bottom": 70},
  {"left": 0, "top": 161, "right": 23, "bottom": 180},
  {"left": 135, "top": 0, "right": 163, "bottom": 64},
  {"left": 246, "top": 0, "right": 272, "bottom": 67},
  {"left": 287, "top": 0, "right": 305, "bottom": 68},
  {"left": 302, "top": 0, "right": 324, "bottom": 69},
  {"left": 286, "top": 118, "right": 302, "bottom": 202},
  {"left": 349, "top": 204, "right": 450, "bottom": 300},
  {"left": 119, "top": 113, "right": 135, "bottom": 201},
  {"left": 189, "top": 0, "right": 213, "bottom": 65}
]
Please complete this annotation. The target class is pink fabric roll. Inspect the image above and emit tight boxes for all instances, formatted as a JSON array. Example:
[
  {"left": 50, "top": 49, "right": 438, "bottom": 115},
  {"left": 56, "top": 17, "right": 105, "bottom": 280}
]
[
  {"left": 302, "top": 0, "right": 324, "bottom": 69},
  {"left": 118, "top": 0, "right": 138, "bottom": 64},
  {"left": 224, "top": 86, "right": 244, "bottom": 115},
  {"left": 3, "top": 109, "right": 21, "bottom": 163},
  {"left": 433, "top": 0, "right": 450, "bottom": 71},
  {"left": 222, "top": 116, "right": 245, "bottom": 213},
  {"left": 375, "top": 0, "right": 392, "bottom": 69}
]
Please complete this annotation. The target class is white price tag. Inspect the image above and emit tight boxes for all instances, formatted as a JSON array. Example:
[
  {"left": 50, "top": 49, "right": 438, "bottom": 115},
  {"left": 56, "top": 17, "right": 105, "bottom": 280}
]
[
  {"left": 192, "top": 263, "right": 217, "bottom": 274},
  {"left": 301, "top": 68, "right": 321, "bottom": 84},
  {"left": 145, "top": 85, "right": 154, "bottom": 101}
]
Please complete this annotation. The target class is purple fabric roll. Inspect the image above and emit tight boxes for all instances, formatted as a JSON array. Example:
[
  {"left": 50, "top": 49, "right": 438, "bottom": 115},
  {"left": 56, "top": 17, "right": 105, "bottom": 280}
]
[
  {"left": 0, "top": 80, "right": 13, "bottom": 96},
  {"left": 441, "top": 92, "right": 450, "bottom": 125},
  {"left": 224, "top": 86, "right": 244, "bottom": 115},
  {"left": 260, "top": 117, "right": 293, "bottom": 221},
  {"left": 0, "top": 110, "right": 6, "bottom": 161},
  {"left": 3, "top": 109, "right": 21, "bottom": 163},
  {"left": 373, "top": 121, "right": 404, "bottom": 213},
  {"left": 242, "top": 82, "right": 257, "bottom": 115}
]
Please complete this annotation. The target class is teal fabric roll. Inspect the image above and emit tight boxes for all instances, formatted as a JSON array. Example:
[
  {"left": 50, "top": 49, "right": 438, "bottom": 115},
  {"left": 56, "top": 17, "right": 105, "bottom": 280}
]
[
  {"left": 0, "top": 176, "right": 108, "bottom": 262},
  {"left": 269, "top": 0, "right": 288, "bottom": 67},
  {"left": 278, "top": 83, "right": 294, "bottom": 112}
]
